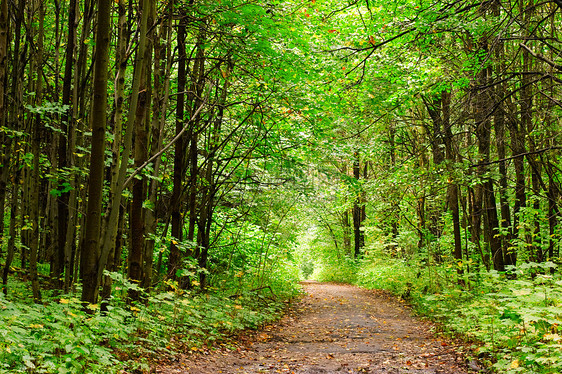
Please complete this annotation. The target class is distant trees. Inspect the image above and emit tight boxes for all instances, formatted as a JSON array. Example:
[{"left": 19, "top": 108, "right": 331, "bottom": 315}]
[{"left": 303, "top": 0, "right": 562, "bottom": 281}]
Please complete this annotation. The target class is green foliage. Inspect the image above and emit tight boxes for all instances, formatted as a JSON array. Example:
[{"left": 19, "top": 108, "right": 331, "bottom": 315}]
[
  {"left": 207, "top": 203, "right": 302, "bottom": 298},
  {"left": 293, "top": 224, "right": 358, "bottom": 284},
  {"left": 0, "top": 286, "right": 129, "bottom": 373},
  {"left": 0, "top": 272, "right": 299, "bottom": 374},
  {"left": 312, "top": 256, "right": 357, "bottom": 284}
]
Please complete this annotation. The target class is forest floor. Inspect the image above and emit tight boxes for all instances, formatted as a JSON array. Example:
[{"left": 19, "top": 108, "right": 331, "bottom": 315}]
[{"left": 154, "top": 281, "right": 477, "bottom": 374}]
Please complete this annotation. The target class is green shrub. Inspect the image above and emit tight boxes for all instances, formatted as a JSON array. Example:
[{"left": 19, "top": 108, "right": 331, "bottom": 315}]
[
  {"left": 312, "top": 256, "right": 357, "bottom": 283},
  {"left": 0, "top": 268, "right": 300, "bottom": 374}
]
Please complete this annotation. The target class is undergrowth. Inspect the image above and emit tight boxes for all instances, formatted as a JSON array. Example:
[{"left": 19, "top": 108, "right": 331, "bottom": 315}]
[
  {"left": 311, "top": 256, "right": 358, "bottom": 284},
  {"left": 355, "top": 254, "right": 562, "bottom": 374},
  {"left": 0, "top": 272, "right": 300, "bottom": 373}
]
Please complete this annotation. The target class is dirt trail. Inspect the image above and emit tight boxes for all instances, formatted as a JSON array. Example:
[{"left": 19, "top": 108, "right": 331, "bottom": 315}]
[{"left": 158, "top": 281, "right": 472, "bottom": 373}]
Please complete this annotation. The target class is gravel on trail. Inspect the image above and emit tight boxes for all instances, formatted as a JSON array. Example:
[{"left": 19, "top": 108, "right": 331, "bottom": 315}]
[{"left": 155, "top": 281, "right": 476, "bottom": 374}]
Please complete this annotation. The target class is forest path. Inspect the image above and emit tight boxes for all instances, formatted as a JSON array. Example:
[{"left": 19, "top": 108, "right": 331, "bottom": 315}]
[{"left": 157, "top": 281, "right": 471, "bottom": 374}]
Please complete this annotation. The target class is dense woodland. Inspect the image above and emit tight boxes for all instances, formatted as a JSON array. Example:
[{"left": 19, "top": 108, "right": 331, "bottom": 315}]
[{"left": 1, "top": 0, "right": 562, "bottom": 372}]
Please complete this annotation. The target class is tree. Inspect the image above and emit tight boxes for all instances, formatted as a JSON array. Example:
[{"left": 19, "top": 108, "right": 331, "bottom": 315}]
[{"left": 81, "top": 0, "right": 112, "bottom": 305}]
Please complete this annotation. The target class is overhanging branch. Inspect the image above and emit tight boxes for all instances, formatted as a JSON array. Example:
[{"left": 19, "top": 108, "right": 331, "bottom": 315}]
[{"left": 471, "top": 146, "right": 562, "bottom": 168}]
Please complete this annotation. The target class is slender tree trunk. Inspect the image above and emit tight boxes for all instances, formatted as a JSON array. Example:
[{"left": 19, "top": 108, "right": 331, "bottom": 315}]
[
  {"left": 0, "top": 0, "right": 8, "bottom": 251},
  {"left": 99, "top": 0, "right": 129, "bottom": 301},
  {"left": 547, "top": 163, "right": 559, "bottom": 260},
  {"left": 519, "top": 0, "right": 534, "bottom": 259},
  {"left": 2, "top": 167, "right": 19, "bottom": 295},
  {"left": 474, "top": 60, "right": 503, "bottom": 271},
  {"left": 168, "top": 16, "right": 187, "bottom": 280},
  {"left": 2, "top": 0, "right": 25, "bottom": 292},
  {"left": 414, "top": 123, "right": 428, "bottom": 249},
  {"left": 494, "top": 92, "right": 514, "bottom": 267},
  {"left": 505, "top": 100, "right": 526, "bottom": 248},
  {"left": 143, "top": 2, "right": 173, "bottom": 289},
  {"left": 28, "top": 0, "right": 45, "bottom": 302},
  {"left": 81, "top": 0, "right": 112, "bottom": 305},
  {"left": 198, "top": 162, "right": 212, "bottom": 289},
  {"left": 53, "top": 0, "right": 78, "bottom": 288},
  {"left": 478, "top": 85, "right": 503, "bottom": 270},
  {"left": 492, "top": 0, "right": 514, "bottom": 268},
  {"left": 97, "top": 0, "right": 150, "bottom": 298},
  {"left": 342, "top": 210, "right": 351, "bottom": 253},
  {"left": 441, "top": 91, "right": 463, "bottom": 281},
  {"left": 338, "top": 163, "right": 351, "bottom": 253},
  {"left": 129, "top": 0, "right": 152, "bottom": 298},
  {"left": 352, "top": 153, "right": 365, "bottom": 258},
  {"left": 187, "top": 29, "right": 207, "bottom": 244},
  {"left": 65, "top": 0, "right": 93, "bottom": 291},
  {"left": 198, "top": 67, "right": 229, "bottom": 289}
]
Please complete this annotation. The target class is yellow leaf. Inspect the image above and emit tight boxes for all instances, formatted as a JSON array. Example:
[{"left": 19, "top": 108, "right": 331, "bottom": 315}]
[
  {"left": 510, "top": 359, "right": 519, "bottom": 369},
  {"left": 60, "top": 298, "right": 70, "bottom": 304}
]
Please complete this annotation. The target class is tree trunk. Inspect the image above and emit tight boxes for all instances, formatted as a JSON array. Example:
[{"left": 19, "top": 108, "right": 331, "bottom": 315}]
[
  {"left": 54, "top": 0, "right": 78, "bottom": 288},
  {"left": 129, "top": 0, "right": 152, "bottom": 298},
  {"left": 97, "top": 0, "right": 150, "bottom": 299},
  {"left": 0, "top": 0, "right": 8, "bottom": 252},
  {"left": 492, "top": 0, "right": 514, "bottom": 268},
  {"left": 352, "top": 153, "right": 364, "bottom": 258},
  {"left": 440, "top": 90, "right": 463, "bottom": 281},
  {"left": 168, "top": 16, "right": 187, "bottom": 280},
  {"left": 28, "top": 0, "right": 45, "bottom": 303},
  {"left": 2, "top": 0, "right": 25, "bottom": 293},
  {"left": 143, "top": 1, "right": 172, "bottom": 290},
  {"left": 80, "top": 0, "right": 112, "bottom": 306},
  {"left": 187, "top": 28, "right": 207, "bottom": 244},
  {"left": 518, "top": 0, "right": 534, "bottom": 260},
  {"left": 547, "top": 163, "right": 559, "bottom": 260},
  {"left": 475, "top": 62, "right": 503, "bottom": 271},
  {"left": 198, "top": 65, "right": 229, "bottom": 289},
  {"left": 65, "top": 0, "right": 94, "bottom": 291},
  {"left": 342, "top": 209, "right": 351, "bottom": 253},
  {"left": 98, "top": 0, "right": 129, "bottom": 300},
  {"left": 474, "top": 57, "right": 503, "bottom": 271},
  {"left": 2, "top": 167, "right": 19, "bottom": 295}
]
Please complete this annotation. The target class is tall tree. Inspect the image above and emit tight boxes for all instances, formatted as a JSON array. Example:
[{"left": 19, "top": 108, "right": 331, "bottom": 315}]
[
  {"left": 81, "top": 0, "right": 112, "bottom": 305},
  {"left": 128, "top": 0, "right": 152, "bottom": 301}
]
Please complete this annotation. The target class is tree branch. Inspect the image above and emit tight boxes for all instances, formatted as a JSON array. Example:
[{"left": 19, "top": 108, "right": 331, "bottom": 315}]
[
  {"left": 471, "top": 147, "right": 562, "bottom": 168},
  {"left": 520, "top": 43, "right": 562, "bottom": 71},
  {"left": 123, "top": 99, "right": 207, "bottom": 187}
]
